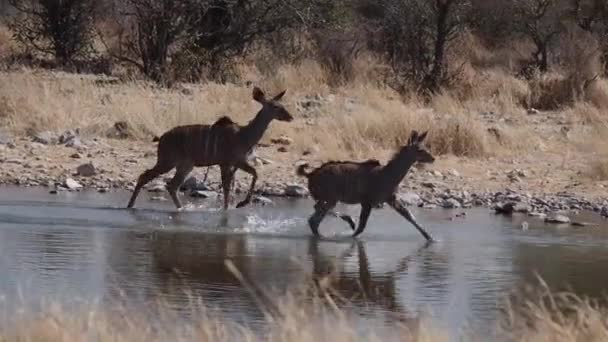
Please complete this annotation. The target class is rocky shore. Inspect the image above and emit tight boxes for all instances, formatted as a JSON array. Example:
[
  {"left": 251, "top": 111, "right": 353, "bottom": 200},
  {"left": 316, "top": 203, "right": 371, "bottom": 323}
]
[{"left": 1, "top": 128, "right": 608, "bottom": 226}]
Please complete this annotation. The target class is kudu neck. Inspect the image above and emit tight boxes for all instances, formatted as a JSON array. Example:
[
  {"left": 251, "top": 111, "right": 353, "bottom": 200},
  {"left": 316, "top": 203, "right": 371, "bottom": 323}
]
[
  {"left": 380, "top": 149, "right": 418, "bottom": 188},
  {"left": 240, "top": 109, "right": 274, "bottom": 150}
]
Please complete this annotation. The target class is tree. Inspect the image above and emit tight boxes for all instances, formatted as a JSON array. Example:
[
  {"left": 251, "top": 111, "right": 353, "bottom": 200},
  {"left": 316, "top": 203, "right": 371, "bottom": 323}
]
[
  {"left": 109, "top": 0, "right": 313, "bottom": 83},
  {"left": 360, "top": 0, "right": 473, "bottom": 94},
  {"left": 8, "top": 0, "right": 97, "bottom": 65},
  {"left": 513, "top": 0, "right": 568, "bottom": 73},
  {"left": 107, "top": 0, "right": 195, "bottom": 84}
]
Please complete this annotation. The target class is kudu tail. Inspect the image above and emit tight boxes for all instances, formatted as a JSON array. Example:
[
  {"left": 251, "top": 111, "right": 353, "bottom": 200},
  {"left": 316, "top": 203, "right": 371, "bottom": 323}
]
[{"left": 296, "top": 163, "right": 311, "bottom": 177}]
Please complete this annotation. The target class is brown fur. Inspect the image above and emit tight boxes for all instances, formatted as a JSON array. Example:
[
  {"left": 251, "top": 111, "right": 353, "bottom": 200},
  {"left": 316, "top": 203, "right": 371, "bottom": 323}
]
[
  {"left": 298, "top": 130, "right": 435, "bottom": 240},
  {"left": 127, "top": 87, "right": 293, "bottom": 210}
]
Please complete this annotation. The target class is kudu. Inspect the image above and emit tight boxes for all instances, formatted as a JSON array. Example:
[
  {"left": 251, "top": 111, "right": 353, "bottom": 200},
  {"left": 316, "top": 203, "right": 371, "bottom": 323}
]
[
  {"left": 297, "top": 130, "right": 435, "bottom": 241},
  {"left": 127, "top": 87, "right": 293, "bottom": 210}
]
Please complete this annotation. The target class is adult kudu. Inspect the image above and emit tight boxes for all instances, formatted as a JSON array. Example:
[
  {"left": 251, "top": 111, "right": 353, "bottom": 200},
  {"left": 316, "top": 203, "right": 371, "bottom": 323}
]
[{"left": 127, "top": 87, "right": 293, "bottom": 210}]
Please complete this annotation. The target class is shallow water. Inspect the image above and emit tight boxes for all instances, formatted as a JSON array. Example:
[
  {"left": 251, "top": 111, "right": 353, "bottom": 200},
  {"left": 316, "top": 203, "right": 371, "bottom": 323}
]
[{"left": 1, "top": 186, "right": 608, "bottom": 337}]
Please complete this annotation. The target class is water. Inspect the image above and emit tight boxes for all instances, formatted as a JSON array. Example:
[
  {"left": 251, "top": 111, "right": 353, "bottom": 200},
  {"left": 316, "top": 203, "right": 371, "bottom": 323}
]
[{"left": 1, "top": 187, "right": 608, "bottom": 336}]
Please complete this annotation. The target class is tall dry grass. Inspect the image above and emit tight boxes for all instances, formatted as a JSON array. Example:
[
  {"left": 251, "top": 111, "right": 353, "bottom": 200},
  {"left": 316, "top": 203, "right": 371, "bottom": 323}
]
[
  {"left": 1, "top": 285, "right": 607, "bottom": 342},
  {"left": 0, "top": 65, "right": 525, "bottom": 159}
]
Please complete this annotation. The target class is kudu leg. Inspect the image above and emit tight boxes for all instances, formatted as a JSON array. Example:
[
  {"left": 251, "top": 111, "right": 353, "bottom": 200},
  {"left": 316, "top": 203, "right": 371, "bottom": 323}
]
[
  {"left": 127, "top": 164, "right": 172, "bottom": 208},
  {"left": 235, "top": 162, "right": 257, "bottom": 209},
  {"left": 352, "top": 204, "right": 373, "bottom": 237},
  {"left": 388, "top": 197, "right": 434, "bottom": 242},
  {"left": 220, "top": 165, "right": 233, "bottom": 210},
  {"left": 308, "top": 201, "right": 336, "bottom": 236},
  {"left": 167, "top": 164, "right": 194, "bottom": 209},
  {"left": 313, "top": 202, "right": 356, "bottom": 230}
]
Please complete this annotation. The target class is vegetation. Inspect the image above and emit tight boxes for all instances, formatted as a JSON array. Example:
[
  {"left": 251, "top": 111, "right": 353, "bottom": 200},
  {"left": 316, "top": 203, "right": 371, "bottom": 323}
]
[
  {"left": 1, "top": 284, "right": 607, "bottom": 341},
  {"left": 0, "top": 0, "right": 607, "bottom": 162}
]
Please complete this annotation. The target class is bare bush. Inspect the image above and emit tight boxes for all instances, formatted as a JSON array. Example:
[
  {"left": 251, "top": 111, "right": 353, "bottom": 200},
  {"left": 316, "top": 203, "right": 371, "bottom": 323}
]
[
  {"left": 512, "top": 0, "right": 569, "bottom": 74},
  {"left": 359, "top": 0, "right": 473, "bottom": 95},
  {"left": 7, "top": 0, "right": 97, "bottom": 65}
]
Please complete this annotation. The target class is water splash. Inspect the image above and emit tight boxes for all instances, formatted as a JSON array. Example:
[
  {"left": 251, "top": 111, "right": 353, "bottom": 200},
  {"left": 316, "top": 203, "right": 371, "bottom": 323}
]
[{"left": 236, "top": 213, "right": 302, "bottom": 234}]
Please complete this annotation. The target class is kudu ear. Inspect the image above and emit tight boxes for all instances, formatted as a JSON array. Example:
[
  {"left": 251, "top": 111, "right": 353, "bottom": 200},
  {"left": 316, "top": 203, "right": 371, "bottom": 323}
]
[
  {"left": 272, "top": 90, "right": 286, "bottom": 102},
  {"left": 417, "top": 131, "right": 428, "bottom": 144},
  {"left": 252, "top": 87, "right": 266, "bottom": 103},
  {"left": 408, "top": 130, "right": 419, "bottom": 145}
]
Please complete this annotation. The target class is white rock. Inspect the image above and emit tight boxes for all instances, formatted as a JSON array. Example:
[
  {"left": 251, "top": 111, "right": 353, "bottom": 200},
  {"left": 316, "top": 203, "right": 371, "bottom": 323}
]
[
  {"left": 449, "top": 169, "right": 461, "bottom": 177},
  {"left": 64, "top": 178, "right": 83, "bottom": 190}
]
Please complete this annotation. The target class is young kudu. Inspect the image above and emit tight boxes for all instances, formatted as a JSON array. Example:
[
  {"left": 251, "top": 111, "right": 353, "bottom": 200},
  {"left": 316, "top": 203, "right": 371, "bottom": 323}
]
[
  {"left": 127, "top": 87, "right": 293, "bottom": 210},
  {"left": 297, "top": 130, "right": 435, "bottom": 241}
]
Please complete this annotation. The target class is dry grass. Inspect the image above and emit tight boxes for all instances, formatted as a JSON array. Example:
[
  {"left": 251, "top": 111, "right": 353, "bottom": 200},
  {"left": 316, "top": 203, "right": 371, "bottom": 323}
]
[
  {"left": 0, "top": 66, "right": 521, "bottom": 159},
  {"left": 1, "top": 286, "right": 607, "bottom": 342}
]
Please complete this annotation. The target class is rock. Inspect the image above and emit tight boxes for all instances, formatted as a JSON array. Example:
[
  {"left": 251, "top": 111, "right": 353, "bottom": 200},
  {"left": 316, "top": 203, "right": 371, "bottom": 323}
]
[
  {"left": 253, "top": 195, "right": 273, "bottom": 205},
  {"left": 601, "top": 206, "right": 608, "bottom": 218},
  {"left": 399, "top": 192, "right": 422, "bottom": 206},
  {"left": 545, "top": 213, "right": 571, "bottom": 224},
  {"left": 271, "top": 136, "right": 293, "bottom": 145},
  {"left": 64, "top": 178, "right": 83, "bottom": 190},
  {"left": 521, "top": 221, "right": 529, "bottom": 231},
  {"left": 58, "top": 129, "right": 79, "bottom": 144},
  {"left": 527, "top": 108, "right": 539, "bottom": 115},
  {"left": 32, "top": 131, "right": 57, "bottom": 145},
  {"left": 277, "top": 146, "right": 288, "bottom": 153},
  {"left": 49, "top": 189, "right": 58, "bottom": 195},
  {"left": 97, "top": 188, "right": 108, "bottom": 193},
  {"left": 495, "top": 201, "right": 531, "bottom": 215},
  {"left": 70, "top": 153, "right": 82, "bottom": 159},
  {"left": 432, "top": 170, "right": 443, "bottom": 177},
  {"left": 448, "top": 169, "right": 460, "bottom": 177},
  {"left": 189, "top": 190, "right": 218, "bottom": 199},
  {"left": 65, "top": 136, "right": 85, "bottom": 149},
  {"left": 442, "top": 198, "right": 462, "bottom": 209},
  {"left": 76, "top": 162, "right": 96, "bottom": 177},
  {"left": 180, "top": 176, "right": 209, "bottom": 191},
  {"left": 284, "top": 184, "right": 309, "bottom": 197}
]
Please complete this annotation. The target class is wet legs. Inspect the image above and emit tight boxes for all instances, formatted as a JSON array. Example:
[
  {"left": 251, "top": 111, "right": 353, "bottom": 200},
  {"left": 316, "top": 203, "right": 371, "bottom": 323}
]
[
  {"left": 388, "top": 196, "right": 434, "bottom": 242},
  {"left": 127, "top": 163, "right": 172, "bottom": 208},
  {"left": 167, "top": 164, "right": 194, "bottom": 209}
]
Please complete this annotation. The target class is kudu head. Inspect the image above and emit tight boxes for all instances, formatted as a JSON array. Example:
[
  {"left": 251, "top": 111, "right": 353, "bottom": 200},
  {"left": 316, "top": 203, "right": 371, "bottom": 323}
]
[
  {"left": 252, "top": 87, "right": 293, "bottom": 122},
  {"left": 401, "top": 130, "right": 435, "bottom": 164}
]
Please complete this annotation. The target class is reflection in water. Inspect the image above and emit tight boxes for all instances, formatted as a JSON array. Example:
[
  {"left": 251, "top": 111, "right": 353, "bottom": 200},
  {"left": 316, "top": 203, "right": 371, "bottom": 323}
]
[
  {"left": 1, "top": 187, "right": 608, "bottom": 336},
  {"left": 308, "top": 239, "right": 433, "bottom": 318}
]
